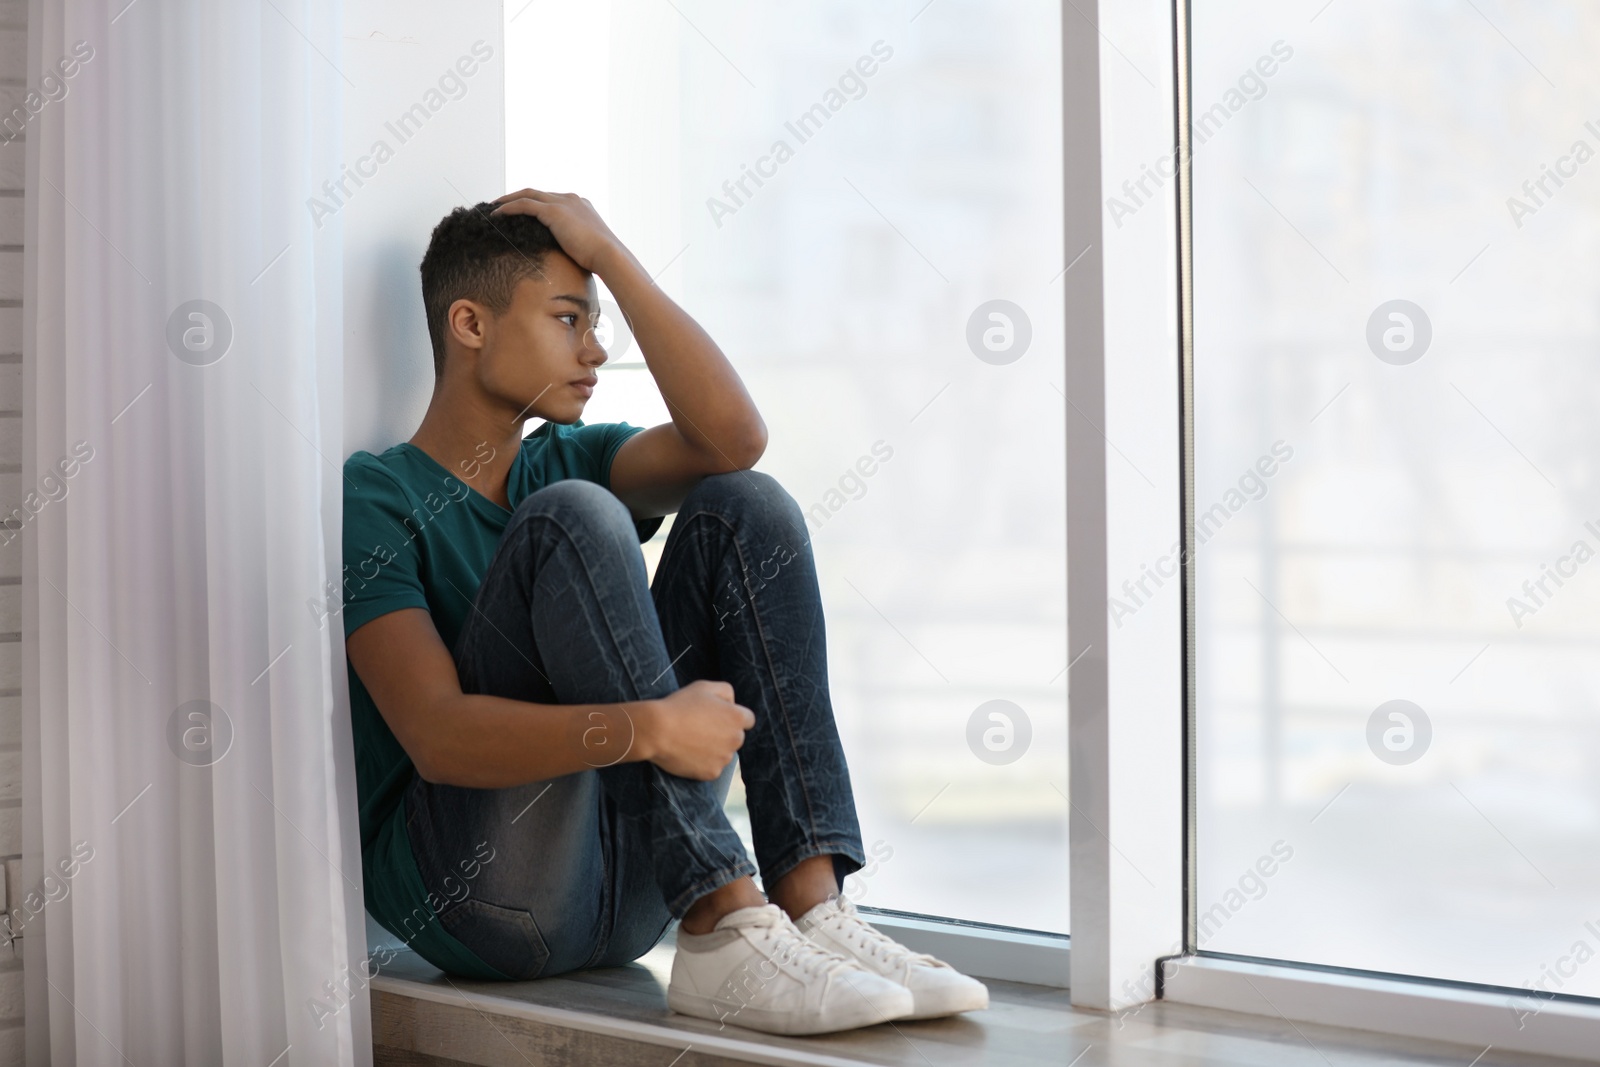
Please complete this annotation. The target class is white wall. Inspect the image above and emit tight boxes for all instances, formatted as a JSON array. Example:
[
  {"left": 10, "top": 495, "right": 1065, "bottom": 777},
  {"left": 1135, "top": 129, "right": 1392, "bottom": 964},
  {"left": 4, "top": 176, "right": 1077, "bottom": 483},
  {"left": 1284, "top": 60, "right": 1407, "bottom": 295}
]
[
  {"left": 338, "top": 1, "right": 505, "bottom": 1052},
  {"left": 341, "top": 0, "right": 506, "bottom": 458}
]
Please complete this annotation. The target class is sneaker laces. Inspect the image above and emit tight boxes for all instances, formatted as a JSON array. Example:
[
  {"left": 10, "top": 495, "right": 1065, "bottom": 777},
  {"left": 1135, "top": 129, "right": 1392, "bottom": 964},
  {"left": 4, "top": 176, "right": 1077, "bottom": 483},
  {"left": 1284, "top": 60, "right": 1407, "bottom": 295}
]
[
  {"left": 740, "top": 905, "right": 862, "bottom": 981},
  {"left": 814, "top": 897, "right": 943, "bottom": 970}
]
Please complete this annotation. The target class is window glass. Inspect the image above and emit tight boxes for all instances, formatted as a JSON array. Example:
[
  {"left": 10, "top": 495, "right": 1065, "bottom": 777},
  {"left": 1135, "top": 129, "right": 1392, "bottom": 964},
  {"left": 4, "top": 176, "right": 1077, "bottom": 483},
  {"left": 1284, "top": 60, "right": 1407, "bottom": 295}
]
[
  {"left": 509, "top": 0, "right": 1068, "bottom": 931},
  {"left": 1194, "top": 0, "right": 1600, "bottom": 992}
]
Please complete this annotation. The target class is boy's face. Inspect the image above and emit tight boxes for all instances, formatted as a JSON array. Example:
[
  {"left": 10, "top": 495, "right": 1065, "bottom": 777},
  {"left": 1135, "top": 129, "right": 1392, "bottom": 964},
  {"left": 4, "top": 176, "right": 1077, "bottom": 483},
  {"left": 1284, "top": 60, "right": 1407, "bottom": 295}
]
[{"left": 467, "top": 249, "right": 607, "bottom": 424}]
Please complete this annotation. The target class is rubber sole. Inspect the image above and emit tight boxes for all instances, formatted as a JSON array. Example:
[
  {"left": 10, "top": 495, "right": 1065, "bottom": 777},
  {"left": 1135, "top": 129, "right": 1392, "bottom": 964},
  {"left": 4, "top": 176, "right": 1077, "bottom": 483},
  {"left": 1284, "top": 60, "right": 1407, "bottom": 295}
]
[
  {"left": 667, "top": 986, "right": 914, "bottom": 1036},
  {"left": 904, "top": 982, "right": 990, "bottom": 1020}
]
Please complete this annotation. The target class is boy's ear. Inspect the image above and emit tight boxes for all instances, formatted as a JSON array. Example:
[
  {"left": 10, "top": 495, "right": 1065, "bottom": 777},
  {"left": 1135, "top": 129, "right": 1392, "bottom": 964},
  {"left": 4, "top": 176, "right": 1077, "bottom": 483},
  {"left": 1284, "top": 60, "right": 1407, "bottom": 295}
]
[{"left": 446, "top": 298, "right": 489, "bottom": 353}]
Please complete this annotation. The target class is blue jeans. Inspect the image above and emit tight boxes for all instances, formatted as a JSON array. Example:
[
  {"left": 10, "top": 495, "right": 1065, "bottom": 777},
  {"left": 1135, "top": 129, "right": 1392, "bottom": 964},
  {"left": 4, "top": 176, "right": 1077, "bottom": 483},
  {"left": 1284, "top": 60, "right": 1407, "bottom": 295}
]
[{"left": 402, "top": 471, "right": 865, "bottom": 980}]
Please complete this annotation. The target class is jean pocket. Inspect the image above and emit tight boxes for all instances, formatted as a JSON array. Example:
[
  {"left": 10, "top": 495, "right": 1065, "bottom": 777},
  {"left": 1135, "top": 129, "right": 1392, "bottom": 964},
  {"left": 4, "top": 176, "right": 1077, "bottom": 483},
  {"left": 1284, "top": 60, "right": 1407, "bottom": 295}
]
[{"left": 438, "top": 898, "right": 551, "bottom": 980}]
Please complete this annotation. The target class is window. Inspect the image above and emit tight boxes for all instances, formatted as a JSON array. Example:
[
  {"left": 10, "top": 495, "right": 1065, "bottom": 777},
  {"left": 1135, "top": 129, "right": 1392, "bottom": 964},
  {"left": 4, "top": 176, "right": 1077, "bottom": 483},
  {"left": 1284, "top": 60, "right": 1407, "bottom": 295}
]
[
  {"left": 1193, "top": 0, "right": 1600, "bottom": 994},
  {"left": 507, "top": 0, "right": 1068, "bottom": 932}
]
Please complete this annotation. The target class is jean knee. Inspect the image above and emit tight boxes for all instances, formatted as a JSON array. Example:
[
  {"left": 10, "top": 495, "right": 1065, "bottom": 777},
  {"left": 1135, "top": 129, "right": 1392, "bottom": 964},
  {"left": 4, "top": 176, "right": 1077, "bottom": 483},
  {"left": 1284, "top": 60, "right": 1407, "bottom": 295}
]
[
  {"left": 512, "top": 478, "right": 635, "bottom": 541},
  {"left": 686, "top": 470, "right": 803, "bottom": 529}
]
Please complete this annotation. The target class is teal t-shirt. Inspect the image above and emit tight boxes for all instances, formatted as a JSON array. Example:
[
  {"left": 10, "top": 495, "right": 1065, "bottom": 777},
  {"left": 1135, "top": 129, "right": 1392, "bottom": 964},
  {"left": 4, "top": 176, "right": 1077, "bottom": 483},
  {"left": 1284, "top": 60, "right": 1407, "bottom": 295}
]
[{"left": 341, "top": 419, "right": 662, "bottom": 978}]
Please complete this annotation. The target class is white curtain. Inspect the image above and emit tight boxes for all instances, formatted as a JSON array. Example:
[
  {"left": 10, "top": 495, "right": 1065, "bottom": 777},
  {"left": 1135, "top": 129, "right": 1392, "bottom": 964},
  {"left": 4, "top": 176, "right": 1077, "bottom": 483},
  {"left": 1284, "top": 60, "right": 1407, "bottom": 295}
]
[{"left": 22, "top": 1, "right": 369, "bottom": 1064}]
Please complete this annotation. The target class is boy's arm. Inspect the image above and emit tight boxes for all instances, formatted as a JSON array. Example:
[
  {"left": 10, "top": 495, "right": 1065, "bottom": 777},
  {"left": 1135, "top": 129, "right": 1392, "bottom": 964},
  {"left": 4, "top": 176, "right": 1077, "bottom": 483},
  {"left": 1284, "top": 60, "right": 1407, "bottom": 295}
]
[
  {"left": 346, "top": 607, "right": 753, "bottom": 788},
  {"left": 492, "top": 190, "right": 768, "bottom": 518}
]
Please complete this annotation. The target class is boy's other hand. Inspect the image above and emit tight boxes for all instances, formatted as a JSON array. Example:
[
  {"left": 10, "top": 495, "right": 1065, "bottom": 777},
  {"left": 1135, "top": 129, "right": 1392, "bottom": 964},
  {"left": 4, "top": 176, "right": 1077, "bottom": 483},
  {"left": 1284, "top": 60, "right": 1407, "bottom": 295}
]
[
  {"left": 491, "top": 188, "right": 630, "bottom": 275},
  {"left": 642, "top": 679, "right": 755, "bottom": 781}
]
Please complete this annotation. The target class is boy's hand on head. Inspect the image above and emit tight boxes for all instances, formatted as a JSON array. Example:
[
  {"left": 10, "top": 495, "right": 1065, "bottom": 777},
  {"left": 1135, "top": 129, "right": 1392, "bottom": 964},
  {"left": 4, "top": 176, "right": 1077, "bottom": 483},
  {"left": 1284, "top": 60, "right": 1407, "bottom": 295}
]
[{"left": 491, "top": 189, "right": 631, "bottom": 276}]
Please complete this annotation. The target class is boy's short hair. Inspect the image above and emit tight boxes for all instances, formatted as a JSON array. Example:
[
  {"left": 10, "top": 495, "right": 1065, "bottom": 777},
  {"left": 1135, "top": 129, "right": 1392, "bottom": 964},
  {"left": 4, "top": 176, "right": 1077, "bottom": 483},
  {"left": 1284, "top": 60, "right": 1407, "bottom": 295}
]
[{"left": 419, "top": 203, "right": 564, "bottom": 380}]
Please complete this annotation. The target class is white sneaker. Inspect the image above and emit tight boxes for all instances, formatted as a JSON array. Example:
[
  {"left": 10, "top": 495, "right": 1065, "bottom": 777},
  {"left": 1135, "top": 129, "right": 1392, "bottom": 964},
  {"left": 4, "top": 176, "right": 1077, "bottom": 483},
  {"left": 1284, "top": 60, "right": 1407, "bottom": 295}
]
[
  {"left": 796, "top": 896, "right": 989, "bottom": 1019},
  {"left": 668, "top": 903, "right": 915, "bottom": 1035}
]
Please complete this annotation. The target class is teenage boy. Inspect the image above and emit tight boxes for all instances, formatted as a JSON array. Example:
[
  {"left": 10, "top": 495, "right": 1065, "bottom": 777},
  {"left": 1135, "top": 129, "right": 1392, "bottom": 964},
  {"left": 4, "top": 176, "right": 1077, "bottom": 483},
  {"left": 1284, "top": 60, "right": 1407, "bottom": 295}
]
[{"left": 341, "top": 190, "right": 988, "bottom": 1036}]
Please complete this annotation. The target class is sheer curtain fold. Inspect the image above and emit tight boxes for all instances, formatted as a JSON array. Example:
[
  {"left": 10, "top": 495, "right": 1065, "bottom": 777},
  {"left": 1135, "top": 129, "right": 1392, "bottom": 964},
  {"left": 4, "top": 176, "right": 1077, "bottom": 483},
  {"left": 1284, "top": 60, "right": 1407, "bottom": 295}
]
[{"left": 22, "top": 1, "right": 367, "bottom": 1064}]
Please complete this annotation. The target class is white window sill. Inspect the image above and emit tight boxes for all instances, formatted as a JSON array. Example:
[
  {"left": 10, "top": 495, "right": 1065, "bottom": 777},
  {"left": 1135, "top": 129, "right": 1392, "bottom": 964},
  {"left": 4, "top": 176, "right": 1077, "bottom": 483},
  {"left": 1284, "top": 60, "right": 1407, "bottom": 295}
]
[
  {"left": 858, "top": 908, "right": 1069, "bottom": 989},
  {"left": 1161, "top": 953, "right": 1600, "bottom": 1062}
]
